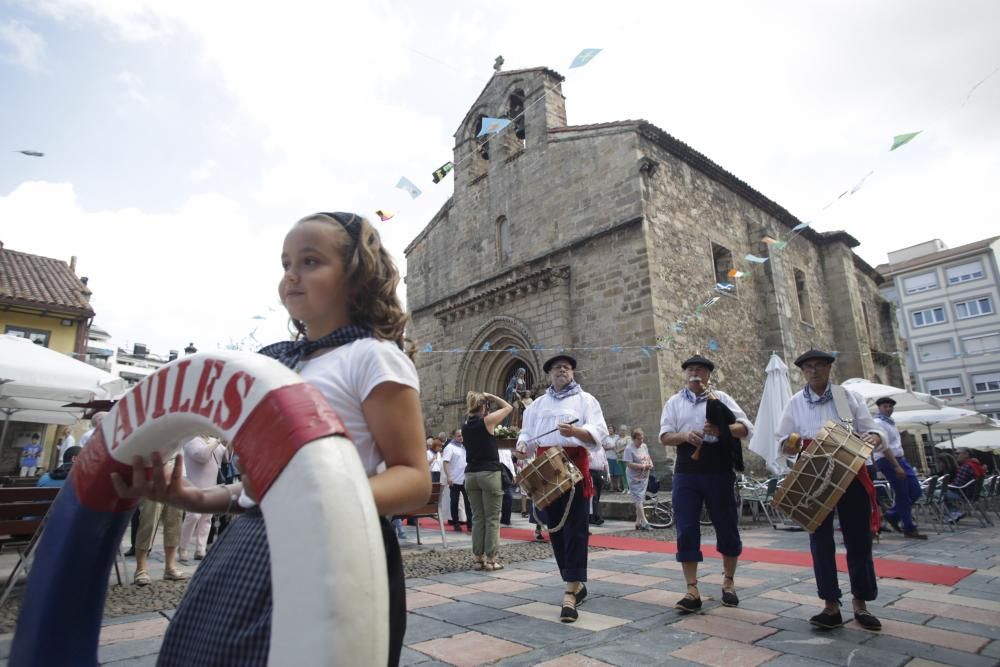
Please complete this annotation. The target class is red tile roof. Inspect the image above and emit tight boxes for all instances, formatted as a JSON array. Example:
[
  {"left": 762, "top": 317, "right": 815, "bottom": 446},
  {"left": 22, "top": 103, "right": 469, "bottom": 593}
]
[{"left": 0, "top": 247, "right": 94, "bottom": 317}]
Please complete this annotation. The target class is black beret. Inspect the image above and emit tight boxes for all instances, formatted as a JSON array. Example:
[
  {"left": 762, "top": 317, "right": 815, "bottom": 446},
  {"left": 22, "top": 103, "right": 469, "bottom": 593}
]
[
  {"left": 793, "top": 349, "right": 837, "bottom": 367},
  {"left": 681, "top": 355, "right": 715, "bottom": 372},
  {"left": 543, "top": 354, "right": 577, "bottom": 373},
  {"left": 875, "top": 396, "right": 897, "bottom": 406}
]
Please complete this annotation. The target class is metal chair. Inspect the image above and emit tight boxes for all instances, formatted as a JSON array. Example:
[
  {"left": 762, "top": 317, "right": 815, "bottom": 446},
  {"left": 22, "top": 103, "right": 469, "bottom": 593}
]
[{"left": 948, "top": 477, "right": 994, "bottom": 527}]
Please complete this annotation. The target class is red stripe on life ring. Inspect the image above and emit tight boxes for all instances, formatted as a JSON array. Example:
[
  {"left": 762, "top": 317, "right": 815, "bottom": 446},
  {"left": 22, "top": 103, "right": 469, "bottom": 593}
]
[
  {"left": 232, "top": 382, "right": 349, "bottom": 503},
  {"left": 72, "top": 429, "right": 143, "bottom": 513}
]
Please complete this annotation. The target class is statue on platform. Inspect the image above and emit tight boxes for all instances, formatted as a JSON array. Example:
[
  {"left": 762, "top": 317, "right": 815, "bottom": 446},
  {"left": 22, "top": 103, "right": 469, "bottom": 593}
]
[{"left": 504, "top": 367, "right": 530, "bottom": 429}]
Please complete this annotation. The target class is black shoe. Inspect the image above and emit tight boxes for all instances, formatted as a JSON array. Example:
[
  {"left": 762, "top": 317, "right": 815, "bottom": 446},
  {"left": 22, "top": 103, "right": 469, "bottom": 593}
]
[
  {"left": 574, "top": 584, "right": 588, "bottom": 606},
  {"left": 853, "top": 609, "right": 882, "bottom": 631},
  {"left": 886, "top": 517, "right": 901, "bottom": 533},
  {"left": 903, "top": 530, "right": 928, "bottom": 540},
  {"left": 453, "top": 525, "right": 463, "bottom": 532},
  {"left": 560, "top": 604, "right": 578, "bottom": 622},
  {"left": 721, "top": 589, "right": 739, "bottom": 607},
  {"left": 535, "top": 530, "right": 545, "bottom": 541},
  {"left": 809, "top": 609, "right": 844, "bottom": 629},
  {"left": 594, "top": 518, "right": 604, "bottom": 526},
  {"left": 124, "top": 547, "right": 136, "bottom": 557},
  {"left": 675, "top": 595, "right": 702, "bottom": 613}
]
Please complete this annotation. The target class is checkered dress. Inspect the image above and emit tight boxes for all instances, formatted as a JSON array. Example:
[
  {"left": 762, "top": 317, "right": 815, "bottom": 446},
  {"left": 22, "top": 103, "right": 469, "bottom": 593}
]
[
  {"left": 157, "top": 510, "right": 405, "bottom": 667},
  {"left": 157, "top": 508, "right": 272, "bottom": 666}
]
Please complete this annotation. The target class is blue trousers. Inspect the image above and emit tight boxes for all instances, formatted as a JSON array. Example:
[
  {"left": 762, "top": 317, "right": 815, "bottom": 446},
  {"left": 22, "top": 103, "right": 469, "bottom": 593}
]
[
  {"left": 672, "top": 471, "right": 742, "bottom": 562},
  {"left": 810, "top": 477, "right": 877, "bottom": 602},
  {"left": 538, "top": 481, "right": 589, "bottom": 582},
  {"left": 876, "top": 456, "right": 922, "bottom": 532}
]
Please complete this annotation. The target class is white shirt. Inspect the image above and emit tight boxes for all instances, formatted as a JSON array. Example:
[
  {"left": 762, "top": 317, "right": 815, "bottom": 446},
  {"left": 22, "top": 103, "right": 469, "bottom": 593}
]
[
  {"left": 498, "top": 448, "right": 515, "bottom": 476},
  {"left": 442, "top": 443, "right": 467, "bottom": 484},
  {"left": 78, "top": 428, "right": 94, "bottom": 448},
  {"left": 297, "top": 338, "right": 420, "bottom": 476},
  {"left": 516, "top": 390, "right": 608, "bottom": 454},
  {"left": 426, "top": 449, "right": 442, "bottom": 473},
  {"left": 183, "top": 436, "right": 224, "bottom": 489},
  {"left": 873, "top": 415, "right": 904, "bottom": 460},
  {"left": 775, "top": 385, "right": 885, "bottom": 448},
  {"left": 58, "top": 434, "right": 76, "bottom": 461},
  {"left": 658, "top": 390, "right": 754, "bottom": 440},
  {"left": 602, "top": 434, "right": 618, "bottom": 460},
  {"left": 589, "top": 443, "right": 608, "bottom": 471}
]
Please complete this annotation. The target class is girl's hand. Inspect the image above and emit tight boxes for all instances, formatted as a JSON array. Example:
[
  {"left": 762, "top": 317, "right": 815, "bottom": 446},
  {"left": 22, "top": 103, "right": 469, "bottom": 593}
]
[{"left": 111, "top": 452, "right": 202, "bottom": 509}]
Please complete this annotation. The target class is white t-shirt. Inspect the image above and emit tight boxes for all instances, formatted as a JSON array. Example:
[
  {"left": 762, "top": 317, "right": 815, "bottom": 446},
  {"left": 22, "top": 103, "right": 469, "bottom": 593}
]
[
  {"left": 441, "top": 443, "right": 467, "bottom": 485},
  {"left": 427, "top": 450, "right": 442, "bottom": 473},
  {"left": 183, "top": 436, "right": 224, "bottom": 489},
  {"left": 297, "top": 338, "right": 420, "bottom": 476}
]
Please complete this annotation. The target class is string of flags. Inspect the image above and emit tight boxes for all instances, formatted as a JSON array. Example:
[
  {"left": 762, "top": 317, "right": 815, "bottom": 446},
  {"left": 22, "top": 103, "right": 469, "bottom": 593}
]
[{"left": 14, "top": 150, "right": 44, "bottom": 157}]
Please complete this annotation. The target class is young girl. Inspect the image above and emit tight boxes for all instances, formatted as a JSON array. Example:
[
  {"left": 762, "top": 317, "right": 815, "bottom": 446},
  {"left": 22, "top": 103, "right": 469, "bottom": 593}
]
[
  {"left": 623, "top": 428, "right": 654, "bottom": 530},
  {"left": 113, "top": 212, "right": 429, "bottom": 666}
]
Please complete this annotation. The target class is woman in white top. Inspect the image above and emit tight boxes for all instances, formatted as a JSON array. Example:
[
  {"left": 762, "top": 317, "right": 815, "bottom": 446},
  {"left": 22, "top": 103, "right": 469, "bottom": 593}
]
[{"left": 623, "top": 428, "right": 654, "bottom": 530}]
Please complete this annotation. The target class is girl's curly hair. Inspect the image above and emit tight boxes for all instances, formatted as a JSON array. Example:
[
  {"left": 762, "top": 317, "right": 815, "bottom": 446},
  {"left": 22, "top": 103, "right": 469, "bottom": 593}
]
[{"left": 289, "top": 212, "right": 408, "bottom": 347}]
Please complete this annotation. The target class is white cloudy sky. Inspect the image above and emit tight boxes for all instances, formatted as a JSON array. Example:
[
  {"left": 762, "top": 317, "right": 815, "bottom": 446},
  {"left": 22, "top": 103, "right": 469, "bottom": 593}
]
[{"left": 1, "top": 1, "right": 998, "bottom": 355}]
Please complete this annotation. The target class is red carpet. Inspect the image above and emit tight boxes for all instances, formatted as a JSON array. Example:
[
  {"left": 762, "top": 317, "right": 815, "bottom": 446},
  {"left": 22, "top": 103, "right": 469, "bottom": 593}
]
[{"left": 417, "top": 520, "right": 973, "bottom": 586}]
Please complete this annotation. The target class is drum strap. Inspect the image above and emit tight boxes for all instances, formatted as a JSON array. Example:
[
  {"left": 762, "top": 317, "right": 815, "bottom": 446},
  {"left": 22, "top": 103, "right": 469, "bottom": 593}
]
[
  {"left": 831, "top": 385, "right": 854, "bottom": 427},
  {"left": 831, "top": 385, "right": 881, "bottom": 532}
]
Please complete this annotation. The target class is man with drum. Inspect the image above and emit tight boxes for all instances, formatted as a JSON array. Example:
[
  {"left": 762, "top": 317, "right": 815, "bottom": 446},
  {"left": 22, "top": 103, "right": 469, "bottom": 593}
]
[
  {"left": 517, "top": 354, "right": 608, "bottom": 623},
  {"left": 776, "top": 349, "right": 885, "bottom": 631},
  {"left": 659, "top": 354, "right": 753, "bottom": 612},
  {"left": 874, "top": 396, "right": 927, "bottom": 540}
]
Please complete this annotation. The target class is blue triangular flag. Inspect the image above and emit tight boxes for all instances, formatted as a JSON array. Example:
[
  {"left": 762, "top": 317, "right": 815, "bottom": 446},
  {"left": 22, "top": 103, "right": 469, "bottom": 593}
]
[
  {"left": 421, "top": 343, "right": 433, "bottom": 353},
  {"left": 745, "top": 254, "right": 769, "bottom": 264},
  {"left": 793, "top": 222, "right": 810, "bottom": 231},
  {"left": 708, "top": 339, "right": 720, "bottom": 352},
  {"left": 610, "top": 345, "right": 623, "bottom": 353},
  {"left": 569, "top": 48, "right": 602, "bottom": 69},
  {"left": 396, "top": 177, "right": 422, "bottom": 199},
  {"left": 481, "top": 341, "right": 491, "bottom": 352}
]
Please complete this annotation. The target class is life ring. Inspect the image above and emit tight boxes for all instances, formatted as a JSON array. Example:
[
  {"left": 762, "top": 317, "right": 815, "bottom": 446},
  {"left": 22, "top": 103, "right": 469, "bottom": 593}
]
[{"left": 10, "top": 352, "right": 388, "bottom": 666}]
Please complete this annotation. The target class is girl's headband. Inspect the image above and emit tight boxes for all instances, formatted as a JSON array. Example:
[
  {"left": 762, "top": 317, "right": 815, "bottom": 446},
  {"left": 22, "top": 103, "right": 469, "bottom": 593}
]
[{"left": 319, "top": 211, "right": 362, "bottom": 250}]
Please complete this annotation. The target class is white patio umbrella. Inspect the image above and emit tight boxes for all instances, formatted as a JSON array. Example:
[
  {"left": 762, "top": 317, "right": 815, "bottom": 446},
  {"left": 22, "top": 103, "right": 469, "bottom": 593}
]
[
  {"left": 892, "top": 406, "right": 998, "bottom": 450},
  {"left": 841, "top": 378, "right": 944, "bottom": 412},
  {"left": 749, "top": 354, "right": 793, "bottom": 475},
  {"left": 0, "top": 334, "right": 126, "bottom": 446},
  {"left": 935, "top": 429, "right": 1000, "bottom": 451}
]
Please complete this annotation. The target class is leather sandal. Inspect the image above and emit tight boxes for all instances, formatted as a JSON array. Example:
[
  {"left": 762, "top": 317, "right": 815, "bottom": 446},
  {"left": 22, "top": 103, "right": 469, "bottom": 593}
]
[
  {"left": 574, "top": 584, "right": 587, "bottom": 606},
  {"left": 721, "top": 575, "right": 739, "bottom": 607},
  {"left": 473, "top": 556, "right": 485, "bottom": 571}
]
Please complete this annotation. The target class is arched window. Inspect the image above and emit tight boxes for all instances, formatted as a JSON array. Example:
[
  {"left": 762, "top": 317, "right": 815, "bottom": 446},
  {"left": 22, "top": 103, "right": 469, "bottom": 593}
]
[
  {"left": 496, "top": 216, "right": 511, "bottom": 263},
  {"left": 508, "top": 89, "right": 526, "bottom": 143},
  {"left": 475, "top": 114, "right": 490, "bottom": 161}
]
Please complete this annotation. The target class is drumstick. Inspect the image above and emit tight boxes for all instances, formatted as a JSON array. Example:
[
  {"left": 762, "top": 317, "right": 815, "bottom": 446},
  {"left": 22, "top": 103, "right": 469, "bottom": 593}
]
[{"left": 523, "top": 419, "right": 580, "bottom": 446}]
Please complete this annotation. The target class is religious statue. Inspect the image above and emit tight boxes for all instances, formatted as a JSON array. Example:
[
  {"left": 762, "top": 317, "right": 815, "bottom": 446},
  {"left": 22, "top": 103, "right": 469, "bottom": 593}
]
[{"left": 504, "top": 367, "right": 530, "bottom": 429}]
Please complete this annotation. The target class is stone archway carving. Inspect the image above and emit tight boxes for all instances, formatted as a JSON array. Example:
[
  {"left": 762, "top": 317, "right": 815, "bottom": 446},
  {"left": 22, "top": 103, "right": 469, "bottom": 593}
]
[{"left": 455, "top": 316, "right": 542, "bottom": 400}]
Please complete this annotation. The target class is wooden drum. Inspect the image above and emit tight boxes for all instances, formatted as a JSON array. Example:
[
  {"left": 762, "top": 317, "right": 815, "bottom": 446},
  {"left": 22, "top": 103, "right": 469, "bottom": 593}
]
[
  {"left": 514, "top": 447, "right": 583, "bottom": 510},
  {"left": 771, "top": 420, "right": 874, "bottom": 533}
]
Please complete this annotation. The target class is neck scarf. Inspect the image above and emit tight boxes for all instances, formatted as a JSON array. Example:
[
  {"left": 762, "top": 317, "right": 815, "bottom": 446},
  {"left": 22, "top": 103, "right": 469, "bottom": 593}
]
[
  {"left": 876, "top": 413, "right": 895, "bottom": 426},
  {"left": 258, "top": 325, "right": 374, "bottom": 369},
  {"left": 547, "top": 380, "right": 582, "bottom": 400},
  {"left": 803, "top": 383, "right": 833, "bottom": 406},
  {"left": 681, "top": 387, "right": 708, "bottom": 404}
]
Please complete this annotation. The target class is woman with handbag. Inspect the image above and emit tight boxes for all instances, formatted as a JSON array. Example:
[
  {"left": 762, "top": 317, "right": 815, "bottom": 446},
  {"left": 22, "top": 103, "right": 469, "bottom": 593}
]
[{"left": 461, "top": 391, "right": 513, "bottom": 571}]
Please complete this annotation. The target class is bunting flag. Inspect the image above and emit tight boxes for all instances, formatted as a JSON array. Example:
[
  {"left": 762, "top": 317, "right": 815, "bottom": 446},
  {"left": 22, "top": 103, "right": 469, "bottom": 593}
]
[
  {"left": 15, "top": 150, "right": 44, "bottom": 157},
  {"left": 715, "top": 283, "right": 735, "bottom": 291},
  {"left": 890, "top": 131, "right": 922, "bottom": 151},
  {"left": 432, "top": 161, "right": 454, "bottom": 184},
  {"left": 792, "top": 222, "right": 810, "bottom": 231},
  {"left": 422, "top": 343, "right": 433, "bottom": 353},
  {"left": 569, "top": 48, "right": 603, "bottom": 69},
  {"left": 375, "top": 209, "right": 394, "bottom": 221},
  {"left": 481, "top": 341, "right": 491, "bottom": 352},
  {"left": 708, "top": 339, "right": 720, "bottom": 352},
  {"left": 745, "top": 254, "right": 769, "bottom": 264},
  {"left": 610, "top": 345, "right": 623, "bottom": 353},
  {"left": 396, "top": 177, "right": 422, "bottom": 199},
  {"left": 850, "top": 170, "right": 874, "bottom": 194},
  {"left": 770, "top": 241, "right": 788, "bottom": 250},
  {"left": 251, "top": 315, "right": 266, "bottom": 320},
  {"left": 728, "top": 269, "right": 750, "bottom": 279},
  {"left": 477, "top": 117, "right": 512, "bottom": 137},
  {"left": 640, "top": 346, "right": 653, "bottom": 357},
  {"left": 762, "top": 236, "right": 779, "bottom": 245}
]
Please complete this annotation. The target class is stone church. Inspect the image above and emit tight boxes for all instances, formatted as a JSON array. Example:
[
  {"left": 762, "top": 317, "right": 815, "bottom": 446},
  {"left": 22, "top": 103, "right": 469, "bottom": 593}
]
[{"left": 405, "top": 66, "right": 906, "bottom": 461}]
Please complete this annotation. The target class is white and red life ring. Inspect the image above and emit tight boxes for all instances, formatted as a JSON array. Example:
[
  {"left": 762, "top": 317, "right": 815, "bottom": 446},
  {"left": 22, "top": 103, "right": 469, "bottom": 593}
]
[{"left": 11, "top": 352, "right": 388, "bottom": 666}]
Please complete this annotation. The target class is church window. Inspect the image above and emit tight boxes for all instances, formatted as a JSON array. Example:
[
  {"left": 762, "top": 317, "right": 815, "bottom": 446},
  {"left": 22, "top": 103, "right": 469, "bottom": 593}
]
[
  {"left": 711, "top": 243, "right": 733, "bottom": 287},
  {"left": 794, "top": 269, "right": 813, "bottom": 324},
  {"left": 496, "top": 216, "right": 511, "bottom": 263},
  {"left": 508, "top": 89, "right": 526, "bottom": 143},
  {"left": 475, "top": 114, "right": 490, "bottom": 161}
]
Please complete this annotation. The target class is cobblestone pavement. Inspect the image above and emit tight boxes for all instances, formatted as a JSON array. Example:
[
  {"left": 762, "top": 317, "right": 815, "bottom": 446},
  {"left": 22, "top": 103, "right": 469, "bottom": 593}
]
[{"left": 3, "top": 513, "right": 999, "bottom": 666}]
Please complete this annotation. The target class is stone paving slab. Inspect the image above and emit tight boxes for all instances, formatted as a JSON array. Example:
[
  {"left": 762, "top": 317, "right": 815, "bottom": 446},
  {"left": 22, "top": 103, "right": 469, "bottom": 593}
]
[{"left": 14, "top": 519, "right": 1000, "bottom": 666}]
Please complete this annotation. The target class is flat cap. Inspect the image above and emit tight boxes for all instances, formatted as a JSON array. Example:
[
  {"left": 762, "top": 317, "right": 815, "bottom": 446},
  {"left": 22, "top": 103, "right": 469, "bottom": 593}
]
[
  {"left": 681, "top": 355, "right": 715, "bottom": 372},
  {"left": 875, "top": 396, "right": 897, "bottom": 406},
  {"left": 793, "top": 349, "right": 836, "bottom": 367},
  {"left": 543, "top": 354, "right": 577, "bottom": 373}
]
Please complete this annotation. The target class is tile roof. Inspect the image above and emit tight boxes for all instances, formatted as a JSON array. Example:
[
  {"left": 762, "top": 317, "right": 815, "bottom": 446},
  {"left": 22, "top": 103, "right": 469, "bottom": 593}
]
[
  {"left": 0, "top": 247, "right": 95, "bottom": 316},
  {"left": 875, "top": 236, "right": 1000, "bottom": 276}
]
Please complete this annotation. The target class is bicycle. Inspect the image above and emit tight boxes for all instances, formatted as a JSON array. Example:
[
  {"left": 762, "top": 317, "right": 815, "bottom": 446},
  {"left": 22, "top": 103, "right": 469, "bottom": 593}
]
[{"left": 643, "top": 492, "right": 674, "bottom": 529}]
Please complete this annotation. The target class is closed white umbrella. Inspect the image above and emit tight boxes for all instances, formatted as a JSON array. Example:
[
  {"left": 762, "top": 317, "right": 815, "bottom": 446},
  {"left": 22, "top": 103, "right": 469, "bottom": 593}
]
[{"left": 750, "top": 354, "right": 793, "bottom": 475}]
